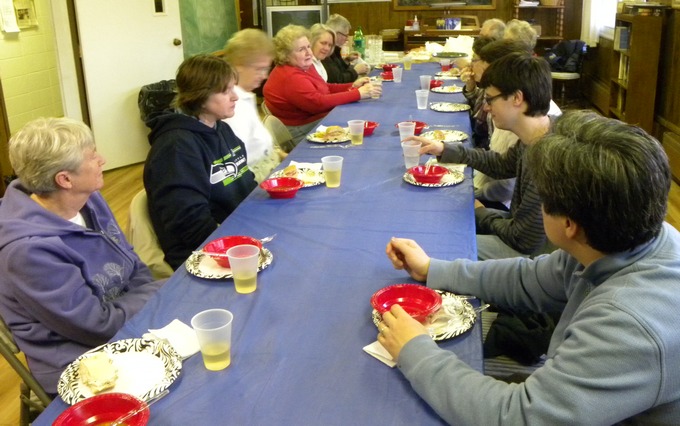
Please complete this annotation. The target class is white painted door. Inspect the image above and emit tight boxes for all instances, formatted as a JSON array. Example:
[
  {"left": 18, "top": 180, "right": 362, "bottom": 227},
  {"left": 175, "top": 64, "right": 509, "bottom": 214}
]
[{"left": 74, "top": 0, "right": 184, "bottom": 170}]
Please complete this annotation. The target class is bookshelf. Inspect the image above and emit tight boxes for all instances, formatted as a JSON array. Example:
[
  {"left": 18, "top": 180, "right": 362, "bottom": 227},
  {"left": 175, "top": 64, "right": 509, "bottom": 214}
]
[
  {"left": 608, "top": 13, "right": 663, "bottom": 133},
  {"left": 513, "top": 1, "right": 564, "bottom": 46}
]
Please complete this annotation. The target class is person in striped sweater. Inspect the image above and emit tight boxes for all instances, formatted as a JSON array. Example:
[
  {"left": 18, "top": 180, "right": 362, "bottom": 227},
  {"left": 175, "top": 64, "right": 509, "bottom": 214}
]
[{"left": 408, "top": 52, "right": 554, "bottom": 260}]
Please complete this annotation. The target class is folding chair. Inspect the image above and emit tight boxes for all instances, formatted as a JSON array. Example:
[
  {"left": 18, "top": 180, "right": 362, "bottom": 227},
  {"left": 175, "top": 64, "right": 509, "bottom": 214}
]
[
  {"left": 0, "top": 315, "right": 52, "bottom": 426},
  {"left": 128, "top": 189, "right": 174, "bottom": 280}
]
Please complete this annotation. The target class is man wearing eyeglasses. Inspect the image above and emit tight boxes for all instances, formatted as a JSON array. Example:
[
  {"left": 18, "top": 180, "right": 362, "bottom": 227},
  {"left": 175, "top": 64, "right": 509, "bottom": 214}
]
[
  {"left": 408, "top": 52, "right": 554, "bottom": 261},
  {"left": 322, "top": 14, "right": 370, "bottom": 83}
]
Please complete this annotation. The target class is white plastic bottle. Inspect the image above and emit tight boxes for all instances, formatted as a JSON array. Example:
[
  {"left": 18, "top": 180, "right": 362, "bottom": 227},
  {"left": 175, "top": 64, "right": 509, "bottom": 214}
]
[{"left": 413, "top": 15, "right": 420, "bottom": 31}]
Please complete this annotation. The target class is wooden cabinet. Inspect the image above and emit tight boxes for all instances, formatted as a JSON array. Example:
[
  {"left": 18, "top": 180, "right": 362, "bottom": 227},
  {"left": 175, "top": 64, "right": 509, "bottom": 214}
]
[
  {"left": 512, "top": 1, "right": 564, "bottom": 46},
  {"left": 608, "top": 13, "right": 663, "bottom": 133}
]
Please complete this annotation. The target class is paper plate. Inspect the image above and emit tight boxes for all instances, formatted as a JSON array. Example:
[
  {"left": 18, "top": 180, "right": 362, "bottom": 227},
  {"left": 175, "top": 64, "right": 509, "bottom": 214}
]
[
  {"left": 430, "top": 102, "right": 471, "bottom": 113},
  {"left": 185, "top": 248, "right": 273, "bottom": 279},
  {"left": 403, "top": 169, "right": 464, "bottom": 187},
  {"left": 57, "top": 338, "right": 182, "bottom": 405}
]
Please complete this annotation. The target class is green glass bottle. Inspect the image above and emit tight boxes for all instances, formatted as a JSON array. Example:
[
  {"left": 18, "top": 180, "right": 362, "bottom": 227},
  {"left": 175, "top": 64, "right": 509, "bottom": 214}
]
[{"left": 353, "top": 26, "right": 365, "bottom": 57}]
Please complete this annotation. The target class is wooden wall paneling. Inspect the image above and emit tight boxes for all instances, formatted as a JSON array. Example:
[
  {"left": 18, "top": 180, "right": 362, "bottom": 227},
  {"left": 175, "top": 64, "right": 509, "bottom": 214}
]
[
  {"left": 582, "top": 36, "right": 613, "bottom": 115},
  {"left": 328, "top": 0, "right": 581, "bottom": 46},
  {"left": 562, "top": 0, "right": 583, "bottom": 40},
  {"left": 327, "top": 2, "right": 515, "bottom": 36},
  {"left": 657, "top": 11, "right": 680, "bottom": 133}
]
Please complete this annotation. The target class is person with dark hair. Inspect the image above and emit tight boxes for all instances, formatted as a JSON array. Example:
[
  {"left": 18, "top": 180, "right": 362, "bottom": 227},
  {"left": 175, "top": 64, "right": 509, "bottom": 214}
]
[
  {"left": 144, "top": 54, "right": 257, "bottom": 269},
  {"left": 460, "top": 36, "right": 496, "bottom": 149},
  {"left": 408, "top": 52, "right": 554, "bottom": 260},
  {"left": 383, "top": 111, "right": 680, "bottom": 424}
]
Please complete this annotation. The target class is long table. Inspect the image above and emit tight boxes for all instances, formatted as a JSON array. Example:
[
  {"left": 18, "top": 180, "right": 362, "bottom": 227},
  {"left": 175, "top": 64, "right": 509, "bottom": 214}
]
[{"left": 36, "top": 62, "right": 479, "bottom": 425}]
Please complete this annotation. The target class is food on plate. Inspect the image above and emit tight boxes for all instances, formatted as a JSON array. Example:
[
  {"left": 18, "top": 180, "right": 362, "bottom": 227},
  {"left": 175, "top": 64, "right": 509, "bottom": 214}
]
[
  {"left": 440, "top": 69, "right": 460, "bottom": 77},
  {"left": 432, "top": 130, "right": 446, "bottom": 140},
  {"left": 283, "top": 164, "right": 298, "bottom": 177},
  {"left": 298, "top": 169, "right": 319, "bottom": 184},
  {"left": 79, "top": 352, "right": 118, "bottom": 393},
  {"left": 324, "top": 126, "right": 346, "bottom": 141}
]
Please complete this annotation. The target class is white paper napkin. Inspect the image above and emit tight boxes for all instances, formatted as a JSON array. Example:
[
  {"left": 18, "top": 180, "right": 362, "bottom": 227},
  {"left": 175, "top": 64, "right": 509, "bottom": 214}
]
[
  {"left": 145, "top": 319, "right": 200, "bottom": 359},
  {"left": 363, "top": 341, "right": 396, "bottom": 368}
]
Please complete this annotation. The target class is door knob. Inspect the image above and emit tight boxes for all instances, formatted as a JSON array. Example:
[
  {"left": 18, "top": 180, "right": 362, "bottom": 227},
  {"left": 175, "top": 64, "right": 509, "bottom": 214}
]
[{"left": 173, "top": 38, "right": 182, "bottom": 46}]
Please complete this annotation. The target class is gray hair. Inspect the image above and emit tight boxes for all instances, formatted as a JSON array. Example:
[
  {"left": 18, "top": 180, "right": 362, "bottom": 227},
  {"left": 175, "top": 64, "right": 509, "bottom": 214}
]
[
  {"left": 272, "top": 24, "right": 310, "bottom": 66},
  {"left": 504, "top": 19, "right": 538, "bottom": 49},
  {"left": 527, "top": 111, "right": 670, "bottom": 253},
  {"left": 9, "top": 117, "right": 95, "bottom": 194},
  {"left": 480, "top": 18, "right": 505, "bottom": 40},
  {"left": 310, "top": 23, "right": 335, "bottom": 48},
  {"left": 325, "top": 14, "right": 350, "bottom": 34}
]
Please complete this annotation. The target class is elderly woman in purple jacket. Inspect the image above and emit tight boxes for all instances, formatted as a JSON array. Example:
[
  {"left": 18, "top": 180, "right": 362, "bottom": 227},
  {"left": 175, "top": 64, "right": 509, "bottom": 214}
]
[{"left": 0, "top": 117, "right": 164, "bottom": 395}]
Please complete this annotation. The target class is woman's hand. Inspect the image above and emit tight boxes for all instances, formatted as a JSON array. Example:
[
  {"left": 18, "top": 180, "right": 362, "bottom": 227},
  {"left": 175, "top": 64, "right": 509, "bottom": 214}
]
[
  {"left": 402, "top": 136, "right": 445, "bottom": 156},
  {"left": 352, "top": 77, "right": 370, "bottom": 88},
  {"left": 461, "top": 67, "right": 475, "bottom": 90},
  {"left": 385, "top": 237, "right": 430, "bottom": 282},
  {"left": 377, "top": 304, "right": 430, "bottom": 360},
  {"left": 358, "top": 83, "right": 376, "bottom": 100}
]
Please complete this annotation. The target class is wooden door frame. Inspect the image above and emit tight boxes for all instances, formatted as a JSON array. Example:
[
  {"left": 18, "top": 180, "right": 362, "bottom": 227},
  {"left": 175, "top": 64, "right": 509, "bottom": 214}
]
[{"left": 0, "top": 79, "right": 11, "bottom": 196}]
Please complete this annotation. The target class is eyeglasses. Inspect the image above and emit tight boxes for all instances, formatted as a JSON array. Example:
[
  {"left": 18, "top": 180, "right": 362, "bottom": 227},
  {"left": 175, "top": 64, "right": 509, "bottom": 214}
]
[
  {"left": 484, "top": 93, "right": 505, "bottom": 105},
  {"left": 336, "top": 31, "right": 348, "bottom": 38}
]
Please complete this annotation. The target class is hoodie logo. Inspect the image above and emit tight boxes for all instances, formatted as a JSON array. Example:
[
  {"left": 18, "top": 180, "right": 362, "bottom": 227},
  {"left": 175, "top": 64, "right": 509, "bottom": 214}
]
[{"left": 210, "top": 162, "right": 238, "bottom": 184}]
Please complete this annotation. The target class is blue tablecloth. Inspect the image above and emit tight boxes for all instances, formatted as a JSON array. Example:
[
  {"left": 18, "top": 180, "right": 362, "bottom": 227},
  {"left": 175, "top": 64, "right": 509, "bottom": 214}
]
[{"left": 36, "top": 63, "right": 480, "bottom": 426}]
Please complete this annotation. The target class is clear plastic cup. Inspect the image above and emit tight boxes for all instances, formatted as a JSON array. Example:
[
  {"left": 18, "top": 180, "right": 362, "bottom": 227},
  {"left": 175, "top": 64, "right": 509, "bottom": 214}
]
[
  {"left": 440, "top": 59, "right": 451, "bottom": 71},
  {"left": 348, "top": 120, "right": 365, "bottom": 145},
  {"left": 321, "top": 155, "right": 344, "bottom": 188},
  {"left": 401, "top": 140, "right": 421, "bottom": 169},
  {"left": 397, "top": 121, "right": 416, "bottom": 141},
  {"left": 370, "top": 79, "right": 382, "bottom": 99},
  {"left": 226, "top": 244, "right": 260, "bottom": 294},
  {"left": 191, "top": 309, "right": 234, "bottom": 371},
  {"left": 403, "top": 55, "right": 413, "bottom": 70},
  {"left": 392, "top": 67, "right": 403, "bottom": 83},
  {"left": 415, "top": 89, "right": 429, "bottom": 110},
  {"left": 419, "top": 75, "right": 432, "bottom": 90}
]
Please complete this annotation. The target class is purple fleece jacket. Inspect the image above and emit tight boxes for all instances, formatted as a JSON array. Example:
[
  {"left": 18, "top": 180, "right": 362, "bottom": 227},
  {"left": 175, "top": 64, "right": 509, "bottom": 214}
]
[{"left": 0, "top": 180, "right": 164, "bottom": 393}]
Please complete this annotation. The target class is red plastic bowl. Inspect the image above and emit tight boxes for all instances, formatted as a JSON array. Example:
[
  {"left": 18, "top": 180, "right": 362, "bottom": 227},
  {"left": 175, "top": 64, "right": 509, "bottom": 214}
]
[
  {"left": 260, "top": 177, "right": 304, "bottom": 199},
  {"left": 371, "top": 284, "right": 442, "bottom": 323},
  {"left": 430, "top": 79, "right": 444, "bottom": 89},
  {"left": 363, "top": 121, "right": 379, "bottom": 136},
  {"left": 380, "top": 71, "right": 393, "bottom": 80},
  {"left": 409, "top": 165, "right": 448, "bottom": 184},
  {"left": 203, "top": 235, "right": 263, "bottom": 268},
  {"left": 395, "top": 121, "right": 428, "bottom": 135},
  {"left": 382, "top": 63, "right": 398, "bottom": 72},
  {"left": 53, "top": 393, "right": 149, "bottom": 426}
]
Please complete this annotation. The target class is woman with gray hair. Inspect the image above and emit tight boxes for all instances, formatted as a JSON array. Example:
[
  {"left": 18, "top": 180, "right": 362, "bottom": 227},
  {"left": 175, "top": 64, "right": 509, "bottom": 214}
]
[
  {"left": 263, "top": 24, "right": 377, "bottom": 144},
  {"left": 322, "top": 14, "right": 370, "bottom": 83},
  {"left": 503, "top": 19, "right": 538, "bottom": 50},
  {"left": 0, "top": 117, "right": 164, "bottom": 395}
]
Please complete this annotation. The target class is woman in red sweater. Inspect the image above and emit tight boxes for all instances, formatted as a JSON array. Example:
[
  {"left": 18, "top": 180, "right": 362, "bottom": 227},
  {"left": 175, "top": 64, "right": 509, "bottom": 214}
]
[{"left": 263, "top": 24, "right": 378, "bottom": 145}]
